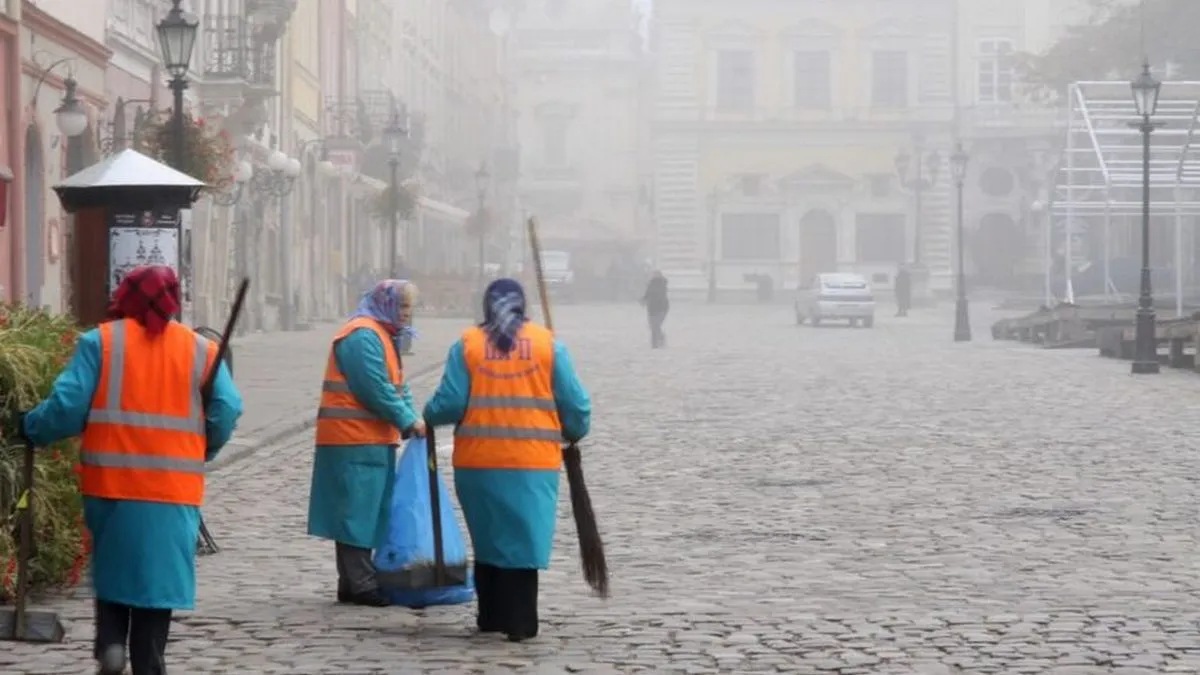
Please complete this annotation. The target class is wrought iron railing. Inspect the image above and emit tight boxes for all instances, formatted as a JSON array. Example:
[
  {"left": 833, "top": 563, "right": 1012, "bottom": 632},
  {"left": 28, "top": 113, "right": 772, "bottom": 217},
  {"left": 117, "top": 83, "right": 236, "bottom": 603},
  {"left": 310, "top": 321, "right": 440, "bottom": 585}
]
[{"left": 201, "top": 14, "right": 277, "bottom": 89}]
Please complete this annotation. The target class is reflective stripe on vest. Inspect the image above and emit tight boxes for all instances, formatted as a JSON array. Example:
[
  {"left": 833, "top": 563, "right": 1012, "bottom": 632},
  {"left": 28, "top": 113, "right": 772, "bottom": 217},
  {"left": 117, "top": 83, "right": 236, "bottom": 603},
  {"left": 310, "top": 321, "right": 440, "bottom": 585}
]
[
  {"left": 313, "top": 318, "right": 405, "bottom": 445},
  {"left": 453, "top": 324, "right": 563, "bottom": 471},
  {"left": 85, "top": 320, "right": 209, "bottom": 436},
  {"left": 79, "top": 321, "right": 214, "bottom": 506}
]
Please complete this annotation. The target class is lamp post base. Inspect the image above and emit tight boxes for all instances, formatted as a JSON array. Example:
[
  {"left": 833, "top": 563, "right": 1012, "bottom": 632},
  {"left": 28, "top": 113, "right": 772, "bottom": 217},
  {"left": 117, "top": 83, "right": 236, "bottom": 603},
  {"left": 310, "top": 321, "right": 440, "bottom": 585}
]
[
  {"left": 953, "top": 296, "right": 971, "bottom": 342},
  {"left": 1130, "top": 305, "right": 1160, "bottom": 374}
]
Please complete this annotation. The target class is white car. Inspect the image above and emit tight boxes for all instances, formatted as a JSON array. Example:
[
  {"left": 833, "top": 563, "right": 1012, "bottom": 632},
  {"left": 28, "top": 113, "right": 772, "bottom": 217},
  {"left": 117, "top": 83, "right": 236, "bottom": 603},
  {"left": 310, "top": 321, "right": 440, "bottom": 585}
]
[{"left": 795, "top": 273, "right": 876, "bottom": 328}]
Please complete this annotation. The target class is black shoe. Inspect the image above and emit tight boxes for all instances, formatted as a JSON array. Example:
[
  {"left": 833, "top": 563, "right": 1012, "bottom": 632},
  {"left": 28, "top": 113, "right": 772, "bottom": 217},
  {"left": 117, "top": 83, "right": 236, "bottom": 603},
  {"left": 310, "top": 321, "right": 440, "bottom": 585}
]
[
  {"left": 347, "top": 589, "right": 390, "bottom": 607},
  {"left": 337, "top": 586, "right": 351, "bottom": 604},
  {"left": 506, "top": 631, "right": 536, "bottom": 643}
]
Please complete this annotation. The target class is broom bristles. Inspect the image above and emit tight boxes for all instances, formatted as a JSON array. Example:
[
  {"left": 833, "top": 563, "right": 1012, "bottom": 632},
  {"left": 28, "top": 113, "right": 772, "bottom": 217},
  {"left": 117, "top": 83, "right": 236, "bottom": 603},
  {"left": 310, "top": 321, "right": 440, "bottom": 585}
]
[{"left": 563, "top": 443, "right": 608, "bottom": 598}]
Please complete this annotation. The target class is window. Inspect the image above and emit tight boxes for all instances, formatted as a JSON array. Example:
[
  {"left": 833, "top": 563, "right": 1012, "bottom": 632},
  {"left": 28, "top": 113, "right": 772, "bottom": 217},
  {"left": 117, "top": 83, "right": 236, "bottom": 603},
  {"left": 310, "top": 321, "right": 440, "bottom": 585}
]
[
  {"left": 978, "top": 39, "right": 1015, "bottom": 103},
  {"left": 541, "top": 115, "right": 569, "bottom": 167},
  {"left": 793, "top": 51, "right": 831, "bottom": 108},
  {"left": 715, "top": 50, "right": 754, "bottom": 110},
  {"left": 720, "top": 213, "right": 781, "bottom": 261},
  {"left": 855, "top": 213, "right": 906, "bottom": 263},
  {"left": 871, "top": 50, "right": 908, "bottom": 108}
]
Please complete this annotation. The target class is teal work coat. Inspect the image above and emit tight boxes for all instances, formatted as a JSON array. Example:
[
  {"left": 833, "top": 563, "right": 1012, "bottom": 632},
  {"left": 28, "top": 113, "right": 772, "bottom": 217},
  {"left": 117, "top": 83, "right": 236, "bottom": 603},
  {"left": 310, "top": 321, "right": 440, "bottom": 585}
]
[
  {"left": 23, "top": 326, "right": 243, "bottom": 610},
  {"left": 306, "top": 328, "right": 419, "bottom": 550},
  {"left": 423, "top": 335, "right": 591, "bottom": 570}
]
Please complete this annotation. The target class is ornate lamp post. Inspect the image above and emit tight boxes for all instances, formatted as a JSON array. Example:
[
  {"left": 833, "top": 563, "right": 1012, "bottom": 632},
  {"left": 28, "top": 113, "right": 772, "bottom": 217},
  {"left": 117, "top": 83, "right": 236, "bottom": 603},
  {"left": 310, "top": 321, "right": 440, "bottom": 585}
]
[
  {"left": 53, "top": 77, "right": 88, "bottom": 140},
  {"left": 156, "top": 0, "right": 199, "bottom": 172},
  {"left": 382, "top": 109, "right": 407, "bottom": 277},
  {"left": 475, "top": 162, "right": 491, "bottom": 293},
  {"left": 950, "top": 142, "right": 971, "bottom": 342},
  {"left": 1129, "top": 60, "right": 1163, "bottom": 374},
  {"left": 894, "top": 139, "right": 941, "bottom": 304}
]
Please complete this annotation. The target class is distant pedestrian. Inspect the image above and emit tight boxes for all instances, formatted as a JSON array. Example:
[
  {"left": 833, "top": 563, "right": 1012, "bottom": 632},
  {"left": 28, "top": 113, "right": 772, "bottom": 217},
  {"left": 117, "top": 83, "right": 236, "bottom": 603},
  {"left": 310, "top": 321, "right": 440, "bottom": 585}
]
[
  {"left": 894, "top": 264, "right": 912, "bottom": 317},
  {"left": 641, "top": 270, "right": 669, "bottom": 348}
]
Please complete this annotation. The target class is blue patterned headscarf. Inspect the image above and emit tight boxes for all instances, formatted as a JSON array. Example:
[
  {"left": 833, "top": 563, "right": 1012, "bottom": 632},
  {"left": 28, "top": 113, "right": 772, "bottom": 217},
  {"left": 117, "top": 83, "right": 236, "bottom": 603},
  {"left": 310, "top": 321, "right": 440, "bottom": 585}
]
[
  {"left": 351, "top": 279, "right": 418, "bottom": 351},
  {"left": 480, "top": 278, "right": 528, "bottom": 353}
]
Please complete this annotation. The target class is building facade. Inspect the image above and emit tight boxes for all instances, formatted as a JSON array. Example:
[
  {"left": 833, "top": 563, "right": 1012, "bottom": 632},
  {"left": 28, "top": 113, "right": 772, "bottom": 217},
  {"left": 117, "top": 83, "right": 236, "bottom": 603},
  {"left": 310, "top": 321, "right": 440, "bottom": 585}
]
[
  {"left": 514, "top": 0, "right": 646, "bottom": 285},
  {"left": 648, "top": 0, "right": 1103, "bottom": 298},
  {"left": 17, "top": 0, "right": 109, "bottom": 311},
  {"left": 650, "top": 0, "right": 961, "bottom": 297}
]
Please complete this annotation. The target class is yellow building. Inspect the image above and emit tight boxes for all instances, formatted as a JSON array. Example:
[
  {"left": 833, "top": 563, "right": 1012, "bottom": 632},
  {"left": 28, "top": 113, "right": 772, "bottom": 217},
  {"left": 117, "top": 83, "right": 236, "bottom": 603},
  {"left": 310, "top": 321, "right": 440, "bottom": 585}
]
[
  {"left": 282, "top": 0, "right": 338, "bottom": 324},
  {"left": 651, "top": 0, "right": 1100, "bottom": 297},
  {"left": 652, "top": 0, "right": 964, "bottom": 296}
]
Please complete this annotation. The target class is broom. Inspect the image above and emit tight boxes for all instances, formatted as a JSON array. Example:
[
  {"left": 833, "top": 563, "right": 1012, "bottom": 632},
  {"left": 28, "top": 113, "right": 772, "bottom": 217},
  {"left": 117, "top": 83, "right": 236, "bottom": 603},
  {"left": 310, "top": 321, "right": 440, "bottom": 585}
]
[{"left": 526, "top": 217, "right": 609, "bottom": 598}]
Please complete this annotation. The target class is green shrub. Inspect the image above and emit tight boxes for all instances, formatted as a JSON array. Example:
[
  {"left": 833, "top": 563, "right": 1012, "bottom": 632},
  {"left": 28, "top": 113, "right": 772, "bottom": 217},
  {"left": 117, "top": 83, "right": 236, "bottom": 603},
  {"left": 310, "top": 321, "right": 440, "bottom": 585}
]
[{"left": 0, "top": 305, "right": 87, "bottom": 599}]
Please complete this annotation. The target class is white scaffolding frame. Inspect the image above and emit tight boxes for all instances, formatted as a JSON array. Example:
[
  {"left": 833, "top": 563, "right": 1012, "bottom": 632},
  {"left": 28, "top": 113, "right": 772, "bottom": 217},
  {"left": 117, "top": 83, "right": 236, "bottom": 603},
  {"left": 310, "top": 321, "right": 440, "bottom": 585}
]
[{"left": 1051, "top": 80, "right": 1200, "bottom": 311}]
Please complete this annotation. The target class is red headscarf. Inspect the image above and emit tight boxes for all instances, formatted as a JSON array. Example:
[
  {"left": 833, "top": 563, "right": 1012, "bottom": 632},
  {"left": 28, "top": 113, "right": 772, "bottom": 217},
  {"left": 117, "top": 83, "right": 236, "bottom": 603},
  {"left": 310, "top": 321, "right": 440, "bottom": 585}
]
[{"left": 107, "top": 265, "right": 181, "bottom": 336}]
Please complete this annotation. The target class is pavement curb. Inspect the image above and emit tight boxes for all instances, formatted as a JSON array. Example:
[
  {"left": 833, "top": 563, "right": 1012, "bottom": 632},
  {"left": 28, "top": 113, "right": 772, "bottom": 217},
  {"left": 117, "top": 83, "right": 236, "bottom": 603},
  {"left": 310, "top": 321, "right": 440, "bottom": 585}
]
[{"left": 208, "top": 359, "right": 447, "bottom": 472}]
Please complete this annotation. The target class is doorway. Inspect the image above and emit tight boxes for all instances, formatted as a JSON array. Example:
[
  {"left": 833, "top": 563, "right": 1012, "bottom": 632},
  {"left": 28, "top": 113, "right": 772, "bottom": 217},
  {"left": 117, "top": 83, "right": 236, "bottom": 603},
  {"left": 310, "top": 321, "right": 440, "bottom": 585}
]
[
  {"left": 23, "top": 124, "right": 44, "bottom": 308},
  {"left": 798, "top": 209, "right": 838, "bottom": 283}
]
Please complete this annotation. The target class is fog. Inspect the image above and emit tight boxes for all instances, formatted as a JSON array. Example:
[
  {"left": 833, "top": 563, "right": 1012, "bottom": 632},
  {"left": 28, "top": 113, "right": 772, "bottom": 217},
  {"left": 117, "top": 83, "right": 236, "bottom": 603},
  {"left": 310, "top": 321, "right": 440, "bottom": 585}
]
[{"left": 505, "top": 0, "right": 1187, "bottom": 309}]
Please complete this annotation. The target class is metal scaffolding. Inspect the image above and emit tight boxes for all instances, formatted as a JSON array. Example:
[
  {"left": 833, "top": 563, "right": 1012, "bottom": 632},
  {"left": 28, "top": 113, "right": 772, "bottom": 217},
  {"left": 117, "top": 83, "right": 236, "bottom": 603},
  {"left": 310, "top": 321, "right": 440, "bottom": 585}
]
[{"left": 1050, "top": 80, "right": 1200, "bottom": 310}]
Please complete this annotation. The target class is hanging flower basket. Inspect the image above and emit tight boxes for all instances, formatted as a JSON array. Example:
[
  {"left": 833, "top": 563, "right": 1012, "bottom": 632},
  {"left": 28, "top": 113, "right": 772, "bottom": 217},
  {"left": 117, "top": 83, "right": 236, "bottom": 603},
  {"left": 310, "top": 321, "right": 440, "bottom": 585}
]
[
  {"left": 140, "top": 114, "right": 236, "bottom": 190},
  {"left": 371, "top": 184, "right": 417, "bottom": 222}
]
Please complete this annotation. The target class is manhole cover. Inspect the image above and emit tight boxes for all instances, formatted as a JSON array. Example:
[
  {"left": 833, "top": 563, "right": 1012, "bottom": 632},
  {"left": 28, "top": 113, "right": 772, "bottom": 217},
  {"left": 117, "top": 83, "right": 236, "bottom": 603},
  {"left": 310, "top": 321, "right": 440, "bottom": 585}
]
[{"left": 995, "top": 506, "right": 1090, "bottom": 522}]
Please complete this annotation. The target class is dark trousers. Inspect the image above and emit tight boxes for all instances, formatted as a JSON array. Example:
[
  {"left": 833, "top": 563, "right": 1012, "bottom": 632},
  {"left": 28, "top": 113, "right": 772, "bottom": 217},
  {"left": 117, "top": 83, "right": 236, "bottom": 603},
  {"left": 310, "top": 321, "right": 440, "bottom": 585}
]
[
  {"left": 94, "top": 600, "right": 172, "bottom": 675},
  {"left": 474, "top": 562, "right": 539, "bottom": 638},
  {"left": 336, "top": 542, "right": 378, "bottom": 594},
  {"left": 647, "top": 310, "right": 667, "bottom": 348}
]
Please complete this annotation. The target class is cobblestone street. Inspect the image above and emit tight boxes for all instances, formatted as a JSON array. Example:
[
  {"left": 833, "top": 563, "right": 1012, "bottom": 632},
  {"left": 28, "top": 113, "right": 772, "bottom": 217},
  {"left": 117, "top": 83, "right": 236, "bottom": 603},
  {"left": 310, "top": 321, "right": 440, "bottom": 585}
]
[{"left": 11, "top": 302, "right": 1200, "bottom": 673}]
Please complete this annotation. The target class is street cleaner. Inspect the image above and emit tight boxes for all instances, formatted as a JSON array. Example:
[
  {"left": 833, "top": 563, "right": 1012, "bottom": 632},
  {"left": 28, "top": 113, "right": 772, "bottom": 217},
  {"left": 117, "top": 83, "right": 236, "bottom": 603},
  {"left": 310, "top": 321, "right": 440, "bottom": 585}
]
[
  {"left": 423, "top": 278, "right": 591, "bottom": 642},
  {"left": 19, "top": 264, "right": 243, "bottom": 675},
  {"left": 307, "top": 279, "right": 425, "bottom": 607}
]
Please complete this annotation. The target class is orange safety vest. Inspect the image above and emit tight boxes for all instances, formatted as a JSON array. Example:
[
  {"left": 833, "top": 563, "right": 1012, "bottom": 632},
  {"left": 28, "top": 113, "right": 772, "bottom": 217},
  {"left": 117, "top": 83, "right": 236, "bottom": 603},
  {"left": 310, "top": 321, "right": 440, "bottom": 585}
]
[
  {"left": 453, "top": 323, "right": 563, "bottom": 471},
  {"left": 79, "top": 319, "right": 218, "bottom": 506},
  {"left": 314, "top": 317, "right": 405, "bottom": 446}
]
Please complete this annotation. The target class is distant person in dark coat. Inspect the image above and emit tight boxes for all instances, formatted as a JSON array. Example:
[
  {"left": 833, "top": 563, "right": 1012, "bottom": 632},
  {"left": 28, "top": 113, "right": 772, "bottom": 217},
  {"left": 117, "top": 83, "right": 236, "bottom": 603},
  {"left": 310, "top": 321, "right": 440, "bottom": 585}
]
[
  {"left": 641, "top": 271, "right": 670, "bottom": 348},
  {"left": 894, "top": 264, "right": 912, "bottom": 317}
]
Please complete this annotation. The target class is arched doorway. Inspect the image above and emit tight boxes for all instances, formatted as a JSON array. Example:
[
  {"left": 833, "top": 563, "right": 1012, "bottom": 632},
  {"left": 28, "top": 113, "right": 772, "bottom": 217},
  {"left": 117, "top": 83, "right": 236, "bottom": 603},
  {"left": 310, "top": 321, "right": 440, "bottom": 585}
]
[
  {"left": 971, "top": 213, "right": 1024, "bottom": 286},
  {"left": 23, "top": 124, "right": 44, "bottom": 307},
  {"left": 798, "top": 209, "right": 837, "bottom": 282}
]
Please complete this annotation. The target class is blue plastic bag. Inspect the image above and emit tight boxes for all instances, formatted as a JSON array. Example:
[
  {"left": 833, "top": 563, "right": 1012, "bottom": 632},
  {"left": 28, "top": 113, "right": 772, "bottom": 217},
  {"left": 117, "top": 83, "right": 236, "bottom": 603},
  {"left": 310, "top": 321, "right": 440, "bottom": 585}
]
[{"left": 374, "top": 438, "right": 475, "bottom": 608}]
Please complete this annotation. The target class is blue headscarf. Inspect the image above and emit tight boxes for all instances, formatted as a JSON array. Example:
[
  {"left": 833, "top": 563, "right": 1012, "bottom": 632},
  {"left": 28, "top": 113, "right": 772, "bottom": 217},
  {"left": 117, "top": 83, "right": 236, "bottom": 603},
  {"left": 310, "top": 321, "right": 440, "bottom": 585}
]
[
  {"left": 480, "top": 278, "right": 528, "bottom": 353},
  {"left": 351, "top": 279, "right": 418, "bottom": 352}
]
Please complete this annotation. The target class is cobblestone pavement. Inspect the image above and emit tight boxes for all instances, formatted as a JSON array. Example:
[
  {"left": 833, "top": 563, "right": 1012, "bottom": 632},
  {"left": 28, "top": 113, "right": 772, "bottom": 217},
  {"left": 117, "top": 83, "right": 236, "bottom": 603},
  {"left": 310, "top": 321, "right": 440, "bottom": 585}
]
[{"left": 12, "top": 303, "right": 1200, "bottom": 673}]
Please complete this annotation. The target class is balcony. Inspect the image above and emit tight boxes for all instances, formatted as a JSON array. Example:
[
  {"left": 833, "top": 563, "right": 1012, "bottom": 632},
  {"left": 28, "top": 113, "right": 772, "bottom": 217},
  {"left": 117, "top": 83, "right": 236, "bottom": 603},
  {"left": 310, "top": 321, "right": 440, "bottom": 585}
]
[{"left": 203, "top": 15, "right": 277, "bottom": 92}]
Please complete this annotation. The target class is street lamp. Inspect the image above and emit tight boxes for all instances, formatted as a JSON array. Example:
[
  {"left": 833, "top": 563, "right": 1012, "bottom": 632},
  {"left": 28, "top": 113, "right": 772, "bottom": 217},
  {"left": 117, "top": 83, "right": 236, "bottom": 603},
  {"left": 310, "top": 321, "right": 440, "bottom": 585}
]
[
  {"left": 156, "top": 0, "right": 199, "bottom": 171},
  {"left": 1129, "top": 59, "right": 1163, "bottom": 374},
  {"left": 475, "top": 161, "right": 491, "bottom": 294},
  {"left": 249, "top": 150, "right": 300, "bottom": 197},
  {"left": 383, "top": 108, "right": 407, "bottom": 277},
  {"left": 211, "top": 158, "right": 254, "bottom": 207},
  {"left": 950, "top": 142, "right": 971, "bottom": 342},
  {"left": 53, "top": 76, "right": 88, "bottom": 139}
]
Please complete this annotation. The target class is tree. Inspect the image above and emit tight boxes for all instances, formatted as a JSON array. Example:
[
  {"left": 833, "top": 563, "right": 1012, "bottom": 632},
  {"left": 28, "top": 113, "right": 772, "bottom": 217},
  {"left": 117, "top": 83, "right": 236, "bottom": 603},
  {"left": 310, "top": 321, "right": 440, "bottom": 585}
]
[{"left": 1018, "top": 0, "right": 1200, "bottom": 103}]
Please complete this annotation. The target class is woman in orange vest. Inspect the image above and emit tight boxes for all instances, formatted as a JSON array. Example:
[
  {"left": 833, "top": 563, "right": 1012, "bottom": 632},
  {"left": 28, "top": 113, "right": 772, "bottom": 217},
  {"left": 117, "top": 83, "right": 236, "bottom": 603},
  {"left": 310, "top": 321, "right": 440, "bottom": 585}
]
[
  {"left": 307, "top": 279, "right": 425, "bottom": 607},
  {"left": 424, "top": 278, "right": 591, "bottom": 642},
  {"left": 19, "top": 265, "right": 243, "bottom": 675}
]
